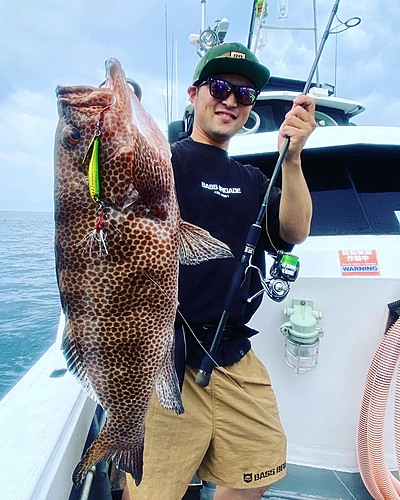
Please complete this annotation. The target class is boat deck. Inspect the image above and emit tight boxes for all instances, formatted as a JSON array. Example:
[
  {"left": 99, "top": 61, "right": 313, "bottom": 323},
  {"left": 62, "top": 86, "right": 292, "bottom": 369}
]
[
  {"left": 185, "top": 465, "right": 375, "bottom": 500},
  {"left": 265, "top": 464, "right": 373, "bottom": 500}
]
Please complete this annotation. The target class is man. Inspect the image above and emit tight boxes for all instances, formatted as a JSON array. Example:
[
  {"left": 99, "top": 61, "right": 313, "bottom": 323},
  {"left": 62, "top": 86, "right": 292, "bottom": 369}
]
[{"left": 125, "top": 42, "right": 316, "bottom": 499}]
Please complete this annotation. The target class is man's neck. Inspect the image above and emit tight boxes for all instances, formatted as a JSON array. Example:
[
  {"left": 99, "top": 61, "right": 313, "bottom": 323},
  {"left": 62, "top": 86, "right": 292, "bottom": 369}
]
[{"left": 190, "top": 128, "right": 230, "bottom": 151}]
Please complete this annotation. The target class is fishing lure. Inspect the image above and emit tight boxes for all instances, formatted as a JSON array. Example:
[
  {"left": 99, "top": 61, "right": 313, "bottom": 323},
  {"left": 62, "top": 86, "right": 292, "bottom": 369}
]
[
  {"left": 81, "top": 98, "right": 116, "bottom": 256},
  {"left": 82, "top": 121, "right": 108, "bottom": 255},
  {"left": 88, "top": 132, "right": 101, "bottom": 204}
]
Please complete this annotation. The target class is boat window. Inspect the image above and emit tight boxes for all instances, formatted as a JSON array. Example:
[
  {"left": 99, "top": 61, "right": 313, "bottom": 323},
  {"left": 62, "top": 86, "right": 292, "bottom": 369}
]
[
  {"left": 303, "top": 153, "right": 372, "bottom": 235},
  {"left": 233, "top": 145, "right": 400, "bottom": 236},
  {"left": 238, "top": 110, "right": 261, "bottom": 135},
  {"left": 282, "top": 103, "right": 350, "bottom": 126},
  {"left": 253, "top": 100, "right": 350, "bottom": 133},
  {"left": 250, "top": 102, "right": 277, "bottom": 132},
  {"left": 346, "top": 160, "right": 400, "bottom": 234},
  {"left": 315, "top": 111, "right": 338, "bottom": 127},
  {"left": 304, "top": 146, "right": 400, "bottom": 235}
]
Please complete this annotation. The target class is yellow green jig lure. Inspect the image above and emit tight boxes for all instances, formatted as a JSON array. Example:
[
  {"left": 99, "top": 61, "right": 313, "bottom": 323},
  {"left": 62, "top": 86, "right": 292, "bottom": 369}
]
[
  {"left": 82, "top": 99, "right": 116, "bottom": 256},
  {"left": 82, "top": 121, "right": 107, "bottom": 255},
  {"left": 88, "top": 133, "right": 101, "bottom": 204}
]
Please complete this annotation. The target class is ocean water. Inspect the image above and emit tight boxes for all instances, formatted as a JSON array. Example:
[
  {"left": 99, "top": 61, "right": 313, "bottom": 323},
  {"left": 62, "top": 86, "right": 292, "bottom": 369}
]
[{"left": 0, "top": 211, "right": 61, "bottom": 400}]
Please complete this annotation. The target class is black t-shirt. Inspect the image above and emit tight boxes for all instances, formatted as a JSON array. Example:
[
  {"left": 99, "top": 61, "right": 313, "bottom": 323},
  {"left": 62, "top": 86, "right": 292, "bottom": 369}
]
[{"left": 171, "top": 137, "right": 292, "bottom": 367}]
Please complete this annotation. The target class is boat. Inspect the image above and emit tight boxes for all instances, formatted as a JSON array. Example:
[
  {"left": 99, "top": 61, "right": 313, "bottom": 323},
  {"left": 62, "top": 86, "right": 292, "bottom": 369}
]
[
  {"left": 1, "top": 1, "right": 399, "bottom": 499},
  {"left": 228, "top": 81, "right": 400, "bottom": 499}
]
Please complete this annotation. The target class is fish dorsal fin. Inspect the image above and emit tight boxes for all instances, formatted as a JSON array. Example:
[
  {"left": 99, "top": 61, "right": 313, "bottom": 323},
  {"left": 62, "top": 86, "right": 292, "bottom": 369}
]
[{"left": 179, "top": 220, "right": 234, "bottom": 266}]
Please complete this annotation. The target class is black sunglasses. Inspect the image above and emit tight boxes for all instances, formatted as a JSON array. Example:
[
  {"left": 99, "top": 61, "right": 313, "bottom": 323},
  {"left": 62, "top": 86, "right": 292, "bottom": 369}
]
[{"left": 198, "top": 77, "right": 260, "bottom": 106}]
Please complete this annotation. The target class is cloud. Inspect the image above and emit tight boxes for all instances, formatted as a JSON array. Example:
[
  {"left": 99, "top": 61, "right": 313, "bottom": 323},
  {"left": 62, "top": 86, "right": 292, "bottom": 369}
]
[
  {"left": 0, "top": 88, "right": 55, "bottom": 211},
  {"left": 0, "top": 89, "right": 56, "bottom": 161},
  {"left": 356, "top": 92, "right": 400, "bottom": 127},
  {"left": 0, "top": 0, "right": 399, "bottom": 211}
]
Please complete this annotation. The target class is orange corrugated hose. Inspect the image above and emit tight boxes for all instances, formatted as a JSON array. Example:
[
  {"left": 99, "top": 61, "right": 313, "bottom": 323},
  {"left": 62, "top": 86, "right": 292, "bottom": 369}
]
[{"left": 357, "top": 317, "right": 400, "bottom": 499}]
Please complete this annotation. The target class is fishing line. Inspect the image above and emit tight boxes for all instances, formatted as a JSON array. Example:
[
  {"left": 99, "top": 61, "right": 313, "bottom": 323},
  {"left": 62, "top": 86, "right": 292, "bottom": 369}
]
[
  {"left": 143, "top": 270, "right": 282, "bottom": 424},
  {"left": 329, "top": 14, "right": 360, "bottom": 95},
  {"left": 265, "top": 200, "right": 278, "bottom": 255},
  {"left": 177, "top": 310, "right": 282, "bottom": 425}
]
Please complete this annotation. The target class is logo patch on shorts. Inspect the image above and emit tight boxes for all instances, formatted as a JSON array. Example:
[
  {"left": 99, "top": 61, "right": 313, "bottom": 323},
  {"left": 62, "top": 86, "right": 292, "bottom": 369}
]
[
  {"left": 243, "top": 462, "right": 286, "bottom": 483},
  {"left": 243, "top": 473, "right": 253, "bottom": 483}
]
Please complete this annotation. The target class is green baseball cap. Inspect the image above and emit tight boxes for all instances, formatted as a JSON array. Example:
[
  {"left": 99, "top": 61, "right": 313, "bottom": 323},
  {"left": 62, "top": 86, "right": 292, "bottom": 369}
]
[{"left": 193, "top": 42, "right": 270, "bottom": 90}]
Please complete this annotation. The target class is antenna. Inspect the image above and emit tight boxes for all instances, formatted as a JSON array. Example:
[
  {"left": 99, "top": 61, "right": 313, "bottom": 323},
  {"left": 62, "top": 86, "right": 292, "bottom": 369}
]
[
  {"left": 170, "top": 33, "right": 174, "bottom": 124},
  {"left": 174, "top": 40, "right": 179, "bottom": 120},
  {"left": 165, "top": 4, "right": 169, "bottom": 126}
]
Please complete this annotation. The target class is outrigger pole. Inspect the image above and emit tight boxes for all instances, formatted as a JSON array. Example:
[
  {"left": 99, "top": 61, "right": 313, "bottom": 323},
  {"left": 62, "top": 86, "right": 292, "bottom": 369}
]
[{"left": 195, "top": 0, "right": 341, "bottom": 388}]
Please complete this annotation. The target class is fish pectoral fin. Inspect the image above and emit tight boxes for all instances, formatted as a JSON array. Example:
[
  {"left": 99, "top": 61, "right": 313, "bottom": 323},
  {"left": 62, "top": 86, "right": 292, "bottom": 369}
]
[
  {"left": 62, "top": 325, "right": 101, "bottom": 405},
  {"left": 155, "top": 348, "right": 184, "bottom": 415},
  {"left": 179, "top": 220, "right": 234, "bottom": 266}
]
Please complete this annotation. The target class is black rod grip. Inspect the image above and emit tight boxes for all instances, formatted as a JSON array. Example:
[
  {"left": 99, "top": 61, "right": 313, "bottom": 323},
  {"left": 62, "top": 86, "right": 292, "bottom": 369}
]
[
  {"left": 223, "top": 258, "right": 248, "bottom": 310},
  {"left": 195, "top": 310, "right": 230, "bottom": 387}
]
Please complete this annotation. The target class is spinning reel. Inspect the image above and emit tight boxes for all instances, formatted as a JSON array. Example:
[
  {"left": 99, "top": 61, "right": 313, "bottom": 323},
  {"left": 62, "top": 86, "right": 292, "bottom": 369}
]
[{"left": 246, "top": 251, "right": 300, "bottom": 303}]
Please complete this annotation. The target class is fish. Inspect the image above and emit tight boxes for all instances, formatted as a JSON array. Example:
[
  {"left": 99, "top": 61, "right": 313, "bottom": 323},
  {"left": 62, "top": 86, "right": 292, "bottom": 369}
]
[{"left": 54, "top": 58, "right": 233, "bottom": 488}]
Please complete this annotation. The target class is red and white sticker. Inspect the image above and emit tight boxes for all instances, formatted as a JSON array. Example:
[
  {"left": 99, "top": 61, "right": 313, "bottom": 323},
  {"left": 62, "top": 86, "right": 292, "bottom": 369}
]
[{"left": 339, "top": 249, "right": 380, "bottom": 276}]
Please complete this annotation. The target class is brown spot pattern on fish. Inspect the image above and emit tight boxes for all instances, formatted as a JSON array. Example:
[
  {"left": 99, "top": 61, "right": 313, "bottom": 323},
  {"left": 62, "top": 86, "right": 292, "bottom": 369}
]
[{"left": 54, "top": 58, "right": 233, "bottom": 489}]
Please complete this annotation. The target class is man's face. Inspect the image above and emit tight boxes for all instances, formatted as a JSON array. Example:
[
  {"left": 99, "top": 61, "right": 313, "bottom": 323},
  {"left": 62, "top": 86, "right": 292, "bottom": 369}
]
[{"left": 188, "top": 73, "right": 256, "bottom": 146}]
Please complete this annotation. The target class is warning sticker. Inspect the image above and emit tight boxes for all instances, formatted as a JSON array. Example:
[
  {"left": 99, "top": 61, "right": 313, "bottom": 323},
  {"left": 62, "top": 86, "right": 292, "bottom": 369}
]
[{"left": 339, "top": 250, "right": 380, "bottom": 276}]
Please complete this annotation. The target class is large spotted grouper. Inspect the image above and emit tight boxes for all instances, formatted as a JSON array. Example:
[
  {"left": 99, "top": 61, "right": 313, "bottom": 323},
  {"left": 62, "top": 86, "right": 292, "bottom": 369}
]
[{"left": 54, "top": 58, "right": 232, "bottom": 488}]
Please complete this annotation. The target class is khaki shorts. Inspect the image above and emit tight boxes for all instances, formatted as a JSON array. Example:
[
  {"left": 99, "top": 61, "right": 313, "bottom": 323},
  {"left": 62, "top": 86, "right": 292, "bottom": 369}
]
[{"left": 127, "top": 349, "right": 287, "bottom": 499}]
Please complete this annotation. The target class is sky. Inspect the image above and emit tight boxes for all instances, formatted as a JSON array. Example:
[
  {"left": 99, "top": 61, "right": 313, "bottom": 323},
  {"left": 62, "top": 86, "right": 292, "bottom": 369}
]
[{"left": 1, "top": 0, "right": 399, "bottom": 212}]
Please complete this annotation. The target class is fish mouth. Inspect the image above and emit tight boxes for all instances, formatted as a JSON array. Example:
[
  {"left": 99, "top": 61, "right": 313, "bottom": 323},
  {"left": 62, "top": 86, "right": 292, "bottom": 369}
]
[
  {"left": 103, "top": 59, "right": 140, "bottom": 101},
  {"left": 54, "top": 58, "right": 128, "bottom": 105},
  {"left": 104, "top": 59, "right": 128, "bottom": 93},
  {"left": 55, "top": 85, "right": 98, "bottom": 97},
  {"left": 55, "top": 85, "right": 112, "bottom": 99},
  {"left": 105, "top": 58, "right": 123, "bottom": 82},
  {"left": 55, "top": 59, "right": 141, "bottom": 107},
  {"left": 55, "top": 84, "right": 114, "bottom": 110},
  {"left": 54, "top": 59, "right": 124, "bottom": 100}
]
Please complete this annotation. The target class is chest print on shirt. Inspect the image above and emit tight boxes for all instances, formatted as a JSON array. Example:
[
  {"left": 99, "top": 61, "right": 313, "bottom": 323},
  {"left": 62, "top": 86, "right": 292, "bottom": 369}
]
[{"left": 201, "top": 181, "right": 242, "bottom": 199}]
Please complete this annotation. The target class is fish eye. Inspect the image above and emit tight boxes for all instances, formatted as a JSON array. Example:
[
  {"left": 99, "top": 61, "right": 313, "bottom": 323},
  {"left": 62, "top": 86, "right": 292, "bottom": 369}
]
[
  {"left": 61, "top": 126, "right": 81, "bottom": 147},
  {"left": 69, "top": 127, "right": 80, "bottom": 142}
]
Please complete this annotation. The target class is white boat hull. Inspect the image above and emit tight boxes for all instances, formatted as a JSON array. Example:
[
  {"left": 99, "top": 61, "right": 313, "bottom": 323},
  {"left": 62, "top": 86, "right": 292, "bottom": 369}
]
[{"left": 251, "top": 235, "right": 400, "bottom": 472}]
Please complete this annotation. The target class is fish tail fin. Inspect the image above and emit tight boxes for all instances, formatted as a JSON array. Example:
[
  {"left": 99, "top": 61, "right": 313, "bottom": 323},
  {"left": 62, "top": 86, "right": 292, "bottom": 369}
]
[
  {"left": 156, "top": 344, "right": 184, "bottom": 415},
  {"left": 179, "top": 219, "right": 234, "bottom": 265},
  {"left": 73, "top": 424, "right": 145, "bottom": 488},
  {"left": 72, "top": 427, "right": 112, "bottom": 489},
  {"left": 112, "top": 432, "right": 145, "bottom": 487}
]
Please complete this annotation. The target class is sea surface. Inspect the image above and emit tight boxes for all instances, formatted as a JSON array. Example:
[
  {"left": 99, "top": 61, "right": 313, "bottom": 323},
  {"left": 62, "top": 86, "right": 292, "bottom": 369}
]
[{"left": 0, "top": 211, "right": 60, "bottom": 400}]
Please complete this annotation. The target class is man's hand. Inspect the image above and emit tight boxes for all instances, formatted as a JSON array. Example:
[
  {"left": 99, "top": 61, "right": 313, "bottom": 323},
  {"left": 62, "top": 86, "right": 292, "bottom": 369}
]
[{"left": 278, "top": 94, "right": 316, "bottom": 162}]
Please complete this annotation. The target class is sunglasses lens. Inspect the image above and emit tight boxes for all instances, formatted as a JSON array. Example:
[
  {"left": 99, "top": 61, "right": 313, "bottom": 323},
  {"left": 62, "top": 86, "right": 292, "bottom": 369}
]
[
  {"left": 209, "top": 79, "right": 230, "bottom": 100},
  {"left": 236, "top": 87, "right": 258, "bottom": 105}
]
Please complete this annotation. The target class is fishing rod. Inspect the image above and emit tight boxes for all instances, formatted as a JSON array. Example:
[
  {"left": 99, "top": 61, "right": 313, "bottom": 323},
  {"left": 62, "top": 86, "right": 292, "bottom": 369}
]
[{"left": 195, "top": 0, "right": 358, "bottom": 388}]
